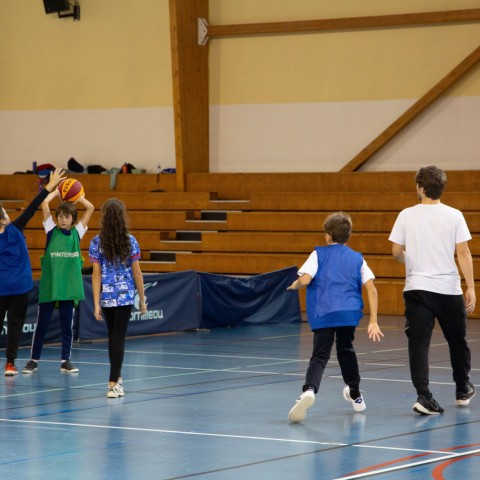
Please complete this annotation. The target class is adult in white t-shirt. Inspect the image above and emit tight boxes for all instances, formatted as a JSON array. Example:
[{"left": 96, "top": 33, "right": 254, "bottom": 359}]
[{"left": 389, "top": 166, "right": 476, "bottom": 416}]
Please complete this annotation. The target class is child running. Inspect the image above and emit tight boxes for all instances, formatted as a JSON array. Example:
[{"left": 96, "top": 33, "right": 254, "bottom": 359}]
[
  {"left": 287, "top": 212, "right": 383, "bottom": 423},
  {"left": 88, "top": 198, "right": 147, "bottom": 398},
  {"left": 22, "top": 186, "right": 94, "bottom": 374}
]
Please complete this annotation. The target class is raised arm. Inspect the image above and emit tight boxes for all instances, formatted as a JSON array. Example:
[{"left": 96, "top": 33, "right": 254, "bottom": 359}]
[
  {"left": 13, "top": 168, "right": 65, "bottom": 231},
  {"left": 456, "top": 241, "right": 476, "bottom": 314},
  {"left": 41, "top": 189, "right": 60, "bottom": 222},
  {"left": 75, "top": 195, "right": 94, "bottom": 228}
]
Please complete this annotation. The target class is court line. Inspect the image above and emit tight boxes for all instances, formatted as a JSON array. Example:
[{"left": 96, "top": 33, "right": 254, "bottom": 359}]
[
  {"left": 40, "top": 345, "right": 480, "bottom": 373},
  {"left": 20, "top": 352, "right": 480, "bottom": 375},
  {"left": 333, "top": 448, "right": 480, "bottom": 480},
  {"left": 0, "top": 417, "right": 466, "bottom": 460},
  {"left": 0, "top": 418, "right": 346, "bottom": 446},
  {"left": 2, "top": 365, "right": 468, "bottom": 400}
]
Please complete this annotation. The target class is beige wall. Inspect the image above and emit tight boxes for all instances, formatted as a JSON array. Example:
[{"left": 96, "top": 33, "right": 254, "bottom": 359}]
[{"left": 1, "top": 1, "right": 479, "bottom": 173}]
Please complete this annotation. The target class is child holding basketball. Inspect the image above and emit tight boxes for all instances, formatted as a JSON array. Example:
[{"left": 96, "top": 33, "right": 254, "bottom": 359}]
[
  {"left": 287, "top": 212, "right": 383, "bottom": 423},
  {"left": 89, "top": 198, "right": 147, "bottom": 398},
  {"left": 22, "top": 187, "right": 94, "bottom": 374},
  {"left": 1, "top": 167, "right": 66, "bottom": 376}
]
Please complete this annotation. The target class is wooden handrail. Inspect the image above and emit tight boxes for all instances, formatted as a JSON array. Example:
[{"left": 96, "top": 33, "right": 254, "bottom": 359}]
[{"left": 206, "top": 9, "right": 480, "bottom": 38}]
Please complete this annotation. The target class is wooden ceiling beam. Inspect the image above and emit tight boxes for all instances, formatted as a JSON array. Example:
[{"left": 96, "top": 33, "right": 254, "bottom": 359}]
[
  {"left": 340, "top": 44, "right": 480, "bottom": 172},
  {"left": 206, "top": 9, "right": 480, "bottom": 38}
]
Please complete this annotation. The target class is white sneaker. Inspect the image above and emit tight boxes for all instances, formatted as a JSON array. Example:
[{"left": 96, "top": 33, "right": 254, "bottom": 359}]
[
  {"left": 117, "top": 382, "right": 125, "bottom": 397},
  {"left": 343, "top": 386, "right": 366, "bottom": 412},
  {"left": 107, "top": 385, "right": 123, "bottom": 398},
  {"left": 288, "top": 389, "right": 315, "bottom": 423}
]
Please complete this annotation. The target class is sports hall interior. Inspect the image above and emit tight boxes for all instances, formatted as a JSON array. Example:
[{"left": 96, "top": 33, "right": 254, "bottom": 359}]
[{"left": 1, "top": 2, "right": 480, "bottom": 479}]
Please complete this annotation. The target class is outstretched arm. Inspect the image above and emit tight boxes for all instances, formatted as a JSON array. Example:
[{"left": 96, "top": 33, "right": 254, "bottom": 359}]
[
  {"left": 364, "top": 279, "right": 383, "bottom": 342},
  {"left": 457, "top": 241, "right": 476, "bottom": 314},
  {"left": 41, "top": 189, "right": 60, "bottom": 222},
  {"left": 13, "top": 168, "right": 65, "bottom": 231},
  {"left": 75, "top": 195, "right": 94, "bottom": 228},
  {"left": 287, "top": 273, "right": 312, "bottom": 290}
]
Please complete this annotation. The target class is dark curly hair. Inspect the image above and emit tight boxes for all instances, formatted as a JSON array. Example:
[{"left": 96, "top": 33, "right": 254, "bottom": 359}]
[
  {"left": 415, "top": 166, "right": 447, "bottom": 200},
  {"left": 99, "top": 198, "right": 131, "bottom": 265}
]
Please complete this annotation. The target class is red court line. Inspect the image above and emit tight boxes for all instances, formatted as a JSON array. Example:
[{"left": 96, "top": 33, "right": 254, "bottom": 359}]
[
  {"left": 432, "top": 453, "right": 480, "bottom": 479},
  {"left": 345, "top": 442, "right": 480, "bottom": 477}
]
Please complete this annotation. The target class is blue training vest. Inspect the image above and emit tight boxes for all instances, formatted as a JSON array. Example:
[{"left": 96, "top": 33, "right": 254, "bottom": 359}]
[{"left": 306, "top": 244, "right": 364, "bottom": 330}]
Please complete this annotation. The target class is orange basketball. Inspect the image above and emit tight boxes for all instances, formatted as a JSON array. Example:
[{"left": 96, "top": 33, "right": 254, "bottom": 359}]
[{"left": 58, "top": 178, "right": 84, "bottom": 203}]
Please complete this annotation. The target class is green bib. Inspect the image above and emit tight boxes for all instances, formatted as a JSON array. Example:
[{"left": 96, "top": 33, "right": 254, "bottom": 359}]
[{"left": 39, "top": 227, "right": 85, "bottom": 303}]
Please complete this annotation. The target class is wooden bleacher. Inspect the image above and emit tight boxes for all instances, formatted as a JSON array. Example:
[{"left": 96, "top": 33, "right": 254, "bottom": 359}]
[{"left": 2, "top": 171, "right": 479, "bottom": 317}]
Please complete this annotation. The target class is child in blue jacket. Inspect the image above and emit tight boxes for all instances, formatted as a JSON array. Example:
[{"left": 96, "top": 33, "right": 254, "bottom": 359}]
[{"left": 287, "top": 212, "right": 383, "bottom": 423}]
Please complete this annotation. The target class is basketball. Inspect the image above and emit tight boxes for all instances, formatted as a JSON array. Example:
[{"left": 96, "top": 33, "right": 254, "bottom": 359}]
[{"left": 58, "top": 178, "right": 84, "bottom": 203}]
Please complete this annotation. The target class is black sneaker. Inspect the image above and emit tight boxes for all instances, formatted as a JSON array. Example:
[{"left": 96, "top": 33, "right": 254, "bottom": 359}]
[
  {"left": 456, "top": 382, "right": 476, "bottom": 406},
  {"left": 22, "top": 360, "right": 38, "bottom": 374},
  {"left": 60, "top": 360, "right": 79, "bottom": 373},
  {"left": 413, "top": 395, "right": 444, "bottom": 415}
]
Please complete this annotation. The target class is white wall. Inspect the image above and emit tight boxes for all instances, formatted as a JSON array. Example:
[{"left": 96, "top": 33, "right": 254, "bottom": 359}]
[
  {"left": 0, "top": 108, "right": 175, "bottom": 174},
  {"left": 1, "top": 95, "right": 479, "bottom": 174},
  {"left": 210, "top": 96, "right": 480, "bottom": 172}
]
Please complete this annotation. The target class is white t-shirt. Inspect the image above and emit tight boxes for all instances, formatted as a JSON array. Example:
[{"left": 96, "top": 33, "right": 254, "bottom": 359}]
[
  {"left": 298, "top": 248, "right": 375, "bottom": 284},
  {"left": 43, "top": 215, "right": 87, "bottom": 239},
  {"left": 389, "top": 203, "right": 471, "bottom": 295}
]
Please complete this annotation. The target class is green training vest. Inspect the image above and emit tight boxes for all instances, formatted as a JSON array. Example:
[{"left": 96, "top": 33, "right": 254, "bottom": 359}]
[{"left": 39, "top": 227, "right": 85, "bottom": 303}]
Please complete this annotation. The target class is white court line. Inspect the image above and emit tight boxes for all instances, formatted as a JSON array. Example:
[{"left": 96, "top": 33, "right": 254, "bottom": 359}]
[
  {"left": 0, "top": 417, "right": 467, "bottom": 459},
  {"left": 1, "top": 369, "right": 467, "bottom": 401},
  {"left": 31, "top": 350, "right": 480, "bottom": 373},
  {"left": 0, "top": 418, "right": 464, "bottom": 464},
  {"left": 0, "top": 418, "right": 345, "bottom": 446},
  {"left": 354, "top": 444, "right": 456, "bottom": 455},
  {"left": 50, "top": 345, "right": 308, "bottom": 362},
  {"left": 333, "top": 448, "right": 480, "bottom": 480}
]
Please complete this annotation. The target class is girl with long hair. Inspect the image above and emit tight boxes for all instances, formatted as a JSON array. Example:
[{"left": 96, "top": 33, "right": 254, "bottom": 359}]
[{"left": 89, "top": 198, "right": 147, "bottom": 398}]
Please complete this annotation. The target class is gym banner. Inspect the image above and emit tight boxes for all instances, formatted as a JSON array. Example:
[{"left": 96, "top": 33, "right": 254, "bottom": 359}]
[
  {"left": 199, "top": 267, "right": 302, "bottom": 328},
  {"left": 1, "top": 268, "right": 301, "bottom": 348},
  {"left": 78, "top": 271, "right": 201, "bottom": 340}
]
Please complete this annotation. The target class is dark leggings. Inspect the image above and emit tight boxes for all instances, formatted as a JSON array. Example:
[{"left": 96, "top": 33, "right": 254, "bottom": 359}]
[
  {"left": 0, "top": 292, "right": 30, "bottom": 362},
  {"left": 103, "top": 306, "right": 132, "bottom": 383},
  {"left": 304, "top": 326, "right": 360, "bottom": 394},
  {"left": 404, "top": 290, "right": 471, "bottom": 394},
  {"left": 31, "top": 301, "right": 75, "bottom": 361}
]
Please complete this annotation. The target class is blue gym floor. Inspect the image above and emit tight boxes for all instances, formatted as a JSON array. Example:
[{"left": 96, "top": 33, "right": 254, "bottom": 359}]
[{"left": 1, "top": 315, "right": 480, "bottom": 480}]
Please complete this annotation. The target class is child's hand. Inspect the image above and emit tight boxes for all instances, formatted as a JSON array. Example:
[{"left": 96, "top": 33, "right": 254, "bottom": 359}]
[
  {"left": 368, "top": 322, "right": 384, "bottom": 342},
  {"left": 94, "top": 306, "right": 103, "bottom": 321},
  {"left": 45, "top": 168, "right": 66, "bottom": 191},
  {"left": 139, "top": 300, "right": 147, "bottom": 314},
  {"left": 286, "top": 280, "right": 298, "bottom": 290}
]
